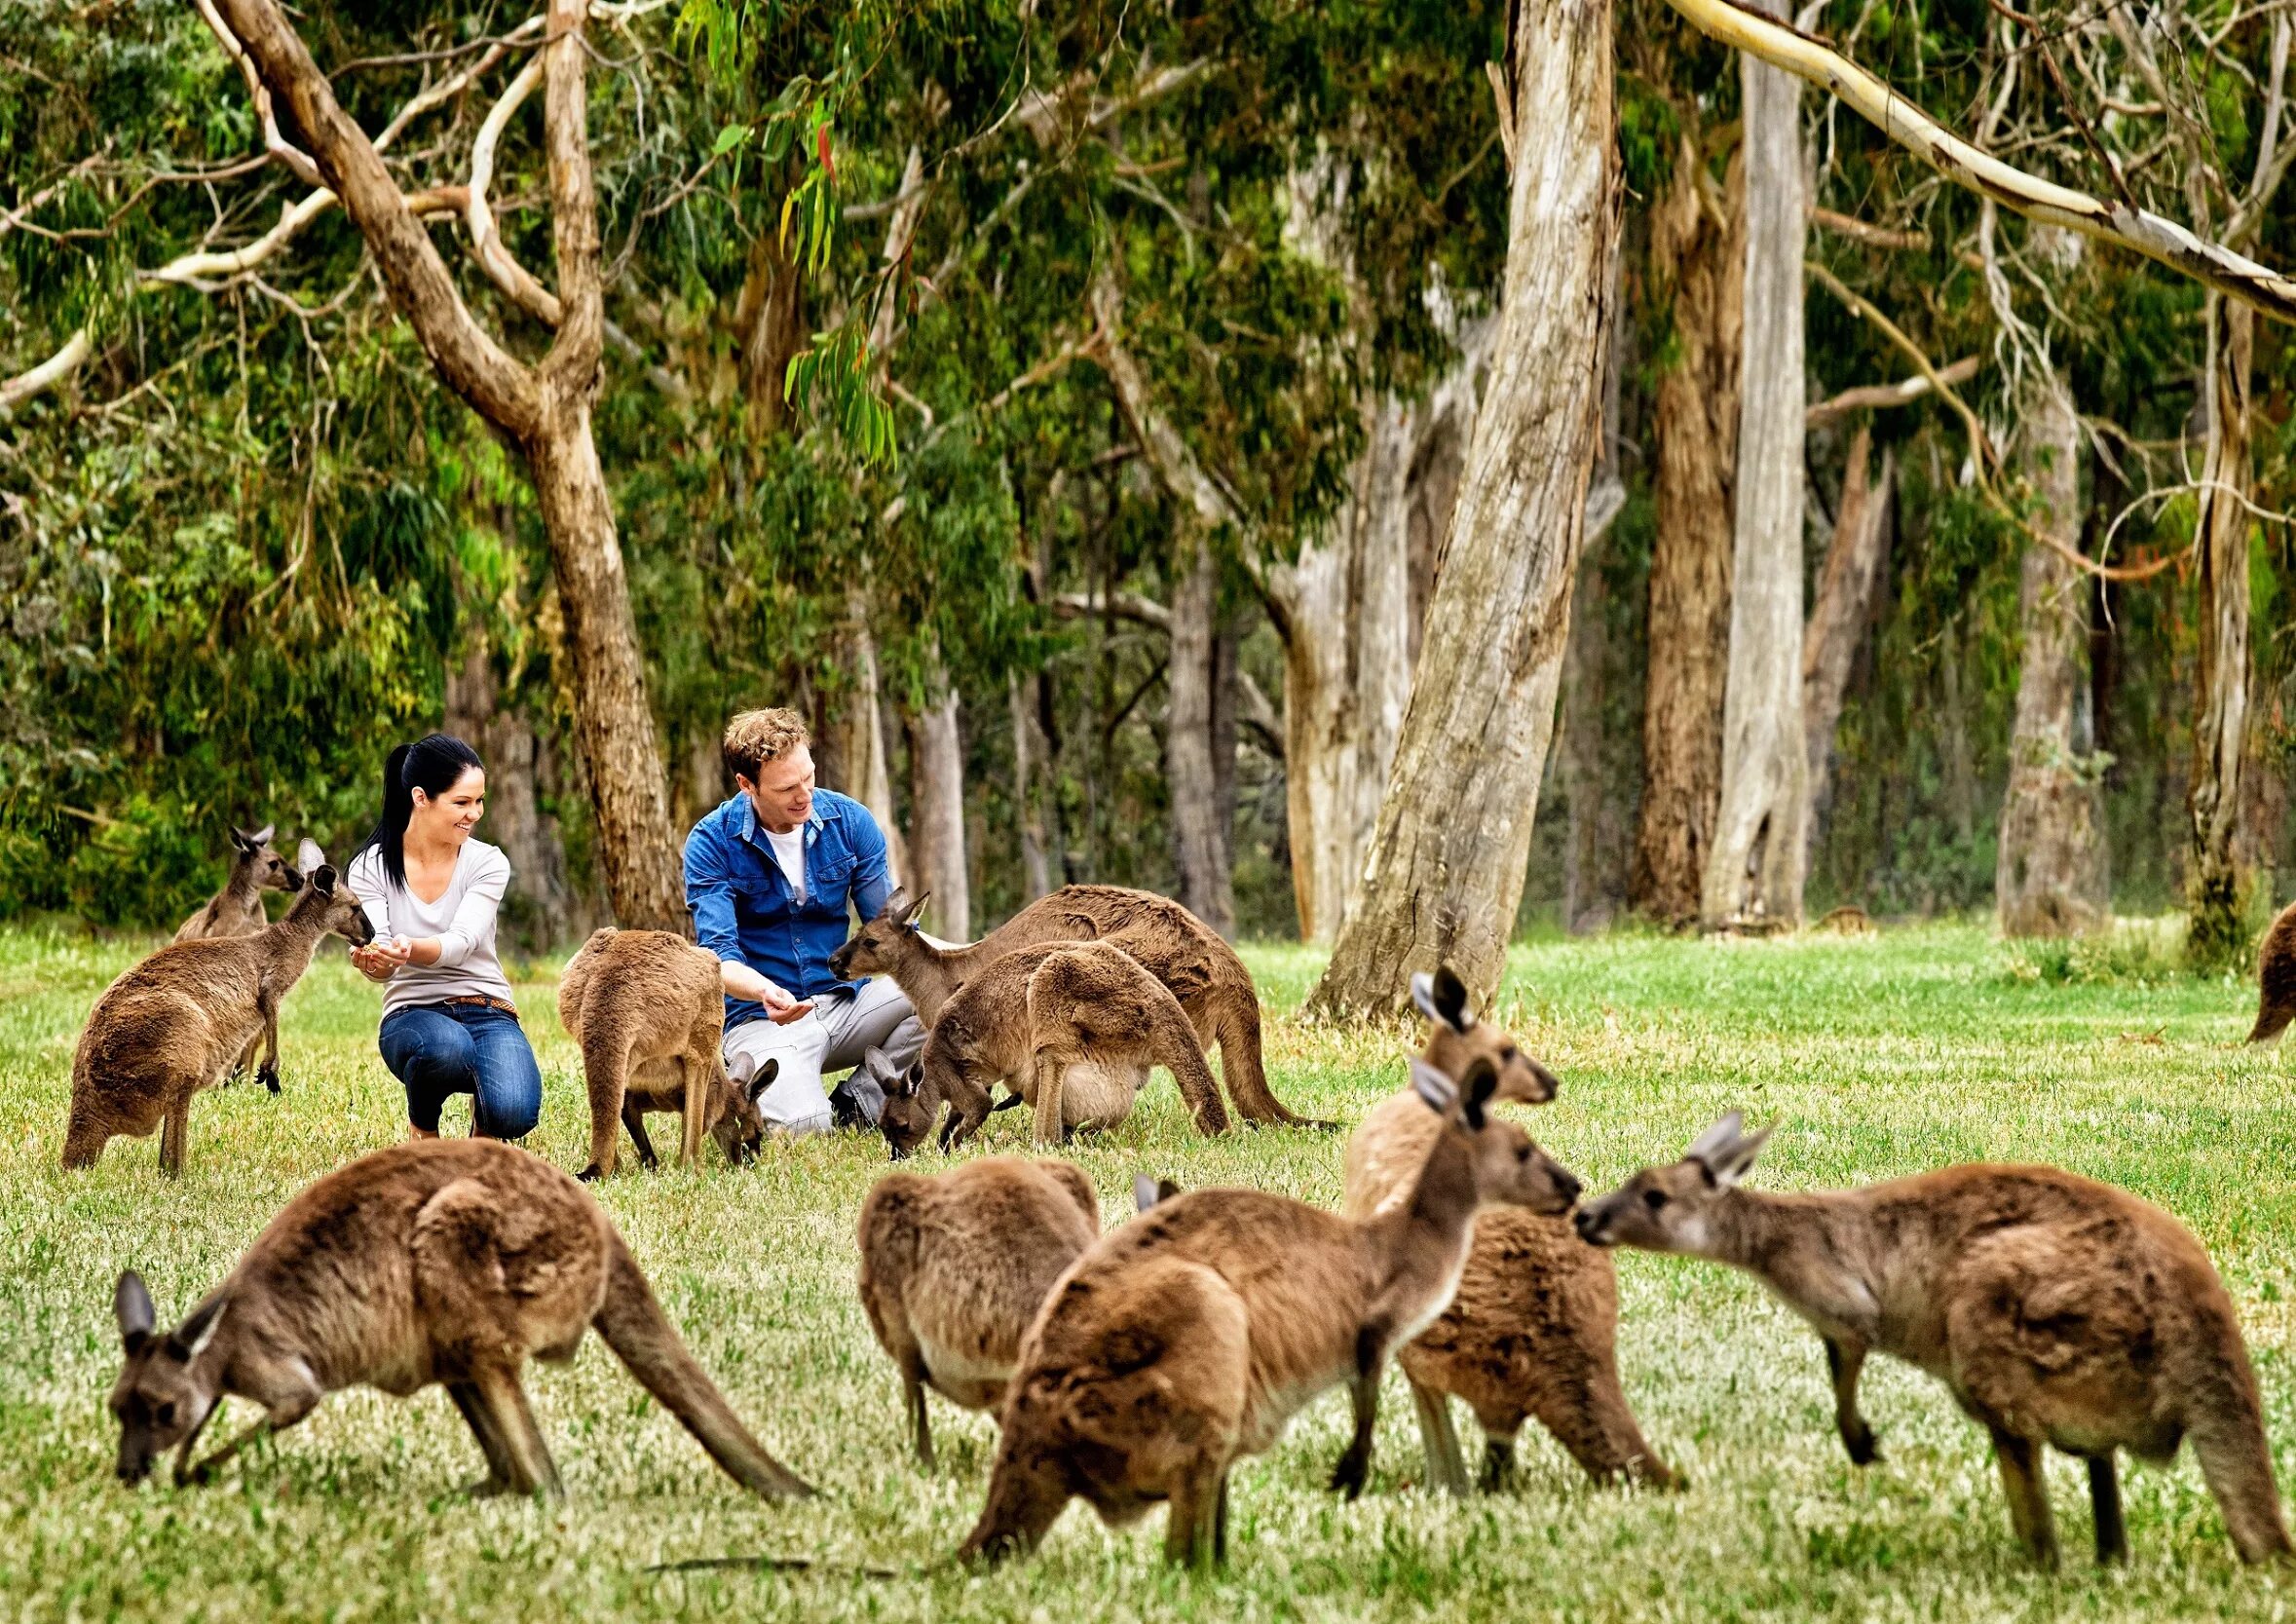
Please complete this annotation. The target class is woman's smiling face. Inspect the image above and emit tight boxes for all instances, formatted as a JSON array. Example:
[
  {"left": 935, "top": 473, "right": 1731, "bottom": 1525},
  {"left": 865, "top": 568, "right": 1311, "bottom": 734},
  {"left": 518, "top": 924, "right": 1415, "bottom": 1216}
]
[{"left": 412, "top": 766, "right": 485, "bottom": 847}]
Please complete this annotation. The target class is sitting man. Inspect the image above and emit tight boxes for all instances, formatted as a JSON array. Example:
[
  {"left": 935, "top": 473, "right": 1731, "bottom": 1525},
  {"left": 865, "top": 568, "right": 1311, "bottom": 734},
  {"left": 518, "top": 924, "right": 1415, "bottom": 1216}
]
[{"left": 685, "top": 706, "right": 924, "bottom": 1136}]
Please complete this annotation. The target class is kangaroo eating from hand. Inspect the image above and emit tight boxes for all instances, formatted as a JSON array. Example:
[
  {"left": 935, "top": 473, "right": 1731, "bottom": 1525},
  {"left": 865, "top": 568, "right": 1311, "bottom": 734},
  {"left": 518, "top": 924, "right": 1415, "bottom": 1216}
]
[
  {"left": 64, "top": 846, "right": 374, "bottom": 1176},
  {"left": 557, "top": 926, "right": 770, "bottom": 1179},
  {"left": 1575, "top": 1114, "right": 2292, "bottom": 1567},
  {"left": 174, "top": 824, "right": 304, "bottom": 943},
  {"left": 829, "top": 884, "right": 1325, "bottom": 1129},
  {"left": 1342, "top": 967, "right": 1674, "bottom": 1494},
  {"left": 959, "top": 1053, "right": 1580, "bottom": 1568},
  {"left": 107, "top": 1138, "right": 813, "bottom": 1501}
]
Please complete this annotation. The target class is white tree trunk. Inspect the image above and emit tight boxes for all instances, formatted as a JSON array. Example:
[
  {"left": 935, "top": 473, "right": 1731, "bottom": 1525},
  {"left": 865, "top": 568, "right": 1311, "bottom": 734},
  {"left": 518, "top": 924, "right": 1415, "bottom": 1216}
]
[
  {"left": 904, "top": 684, "right": 968, "bottom": 938},
  {"left": 832, "top": 588, "right": 908, "bottom": 883},
  {"left": 1701, "top": 11, "right": 1809, "bottom": 931},
  {"left": 1166, "top": 537, "right": 1236, "bottom": 935},
  {"left": 1801, "top": 430, "right": 1894, "bottom": 855}
]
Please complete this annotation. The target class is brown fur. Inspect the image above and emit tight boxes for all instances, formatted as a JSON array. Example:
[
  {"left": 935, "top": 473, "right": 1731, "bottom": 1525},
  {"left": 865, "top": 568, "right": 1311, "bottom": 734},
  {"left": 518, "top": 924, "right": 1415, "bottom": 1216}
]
[
  {"left": 106, "top": 1138, "right": 812, "bottom": 1500},
  {"left": 173, "top": 825, "right": 304, "bottom": 943},
  {"left": 959, "top": 1057, "right": 1582, "bottom": 1567},
  {"left": 830, "top": 884, "right": 1325, "bottom": 1128},
  {"left": 1341, "top": 966, "right": 1672, "bottom": 1494},
  {"left": 64, "top": 861, "right": 375, "bottom": 1176},
  {"left": 856, "top": 1156, "right": 1102, "bottom": 1466},
  {"left": 2249, "top": 899, "right": 2296, "bottom": 1041},
  {"left": 876, "top": 940, "right": 1229, "bottom": 1157},
  {"left": 1576, "top": 1117, "right": 2292, "bottom": 1567},
  {"left": 556, "top": 927, "right": 767, "bottom": 1179}
]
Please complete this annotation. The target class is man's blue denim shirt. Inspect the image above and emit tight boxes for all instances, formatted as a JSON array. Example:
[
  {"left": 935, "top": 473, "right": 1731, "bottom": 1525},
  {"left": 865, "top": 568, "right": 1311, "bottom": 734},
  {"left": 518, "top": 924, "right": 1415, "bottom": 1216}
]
[{"left": 684, "top": 787, "right": 894, "bottom": 1030}]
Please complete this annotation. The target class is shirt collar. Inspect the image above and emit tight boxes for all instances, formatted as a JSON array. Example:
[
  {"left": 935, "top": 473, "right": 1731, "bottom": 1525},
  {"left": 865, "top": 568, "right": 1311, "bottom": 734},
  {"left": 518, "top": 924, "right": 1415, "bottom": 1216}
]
[{"left": 736, "top": 793, "right": 827, "bottom": 846}]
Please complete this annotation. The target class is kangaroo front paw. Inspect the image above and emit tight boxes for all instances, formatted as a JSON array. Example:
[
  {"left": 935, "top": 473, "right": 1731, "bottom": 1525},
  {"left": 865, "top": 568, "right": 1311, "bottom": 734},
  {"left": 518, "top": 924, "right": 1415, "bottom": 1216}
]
[
  {"left": 575, "top": 1163, "right": 604, "bottom": 1183},
  {"left": 1843, "top": 1422, "right": 1881, "bottom": 1466},
  {"left": 1329, "top": 1446, "right": 1371, "bottom": 1500},
  {"left": 256, "top": 1065, "right": 281, "bottom": 1096}
]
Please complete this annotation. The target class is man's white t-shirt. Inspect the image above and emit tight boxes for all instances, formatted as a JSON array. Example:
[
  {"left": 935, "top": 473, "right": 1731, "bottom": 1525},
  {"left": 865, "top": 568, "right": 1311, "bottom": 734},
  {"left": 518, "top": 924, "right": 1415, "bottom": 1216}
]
[{"left": 764, "top": 824, "right": 807, "bottom": 901}]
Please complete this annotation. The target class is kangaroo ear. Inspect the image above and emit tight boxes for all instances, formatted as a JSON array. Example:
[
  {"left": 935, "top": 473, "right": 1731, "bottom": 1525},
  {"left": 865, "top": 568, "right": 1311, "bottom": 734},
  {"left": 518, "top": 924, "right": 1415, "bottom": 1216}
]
[
  {"left": 311, "top": 864, "right": 339, "bottom": 898},
  {"left": 296, "top": 838, "right": 326, "bottom": 875},
  {"left": 863, "top": 1046, "right": 893, "bottom": 1080},
  {"left": 904, "top": 1062, "right": 926, "bottom": 1100},
  {"left": 1133, "top": 1173, "right": 1163, "bottom": 1214},
  {"left": 1411, "top": 967, "right": 1474, "bottom": 1034},
  {"left": 248, "top": 823, "right": 276, "bottom": 848},
  {"left": 747, "top": 1057, "right": 779, "bottom": 1104},
  {"left": 1460, "top": 1055, "right": 1500, "bottom": 1129},
  {"left": 1685, "top": 1111, "right": 1746, "bottom": 1166},
  {"left": 230, "top": 826, "right": 256, "bottom": 853},
  {"left": 1703, "top": 1123, "right": 1772, "bottom": 1189},
  {"left": 115, "top": 1271, "right": 155, "bottom": 1352},
  {"left": 1408, "top": 1057, "right": 1458, "bottom": 1116},
  {"left": 1156, "top": 1178, "right": 1184, "bottom": 1203},
  {"left": 169, "top": 1297, "right": 227, "bottom": 1361},
  {"left": 898, "top": 889, "right": 931, "bottom": 928}
]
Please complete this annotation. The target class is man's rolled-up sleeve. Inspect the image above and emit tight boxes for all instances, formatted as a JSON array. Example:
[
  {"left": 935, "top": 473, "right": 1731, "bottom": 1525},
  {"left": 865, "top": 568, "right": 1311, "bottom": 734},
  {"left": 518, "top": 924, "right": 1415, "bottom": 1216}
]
[
  {"left": 847, "top": 806, "right": 892, "bottom": 923},
  {"left": 685, "top": 822, "right": 743, "bottom": 965}
]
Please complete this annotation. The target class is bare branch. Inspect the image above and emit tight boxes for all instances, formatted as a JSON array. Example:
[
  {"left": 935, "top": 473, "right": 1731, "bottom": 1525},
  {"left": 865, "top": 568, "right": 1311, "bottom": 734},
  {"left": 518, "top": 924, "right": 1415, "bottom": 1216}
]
[
  {"left": 1666, "top": 0, "right": 2296, "bottom": 322},
  {"left": 468, "top": 57, "right": 564, "bottom": 326},
  {"left": 0, "top": 329, "right": 92, "bottom": 413},
  {"left": 1807, "top": 355, "right": 1982, "bottom": 425},
  {"left": 538, "top": 0, "right": 604, "bottom": 394},
  {"left": 1806, "top": 259, "right": 1996, "bottom": 474},
  {"left": 1809, "top": 206, "right": 1924, "bottom": 249},
  {"left": 192, "top": 0, "right": 326, "bottom": 190}
]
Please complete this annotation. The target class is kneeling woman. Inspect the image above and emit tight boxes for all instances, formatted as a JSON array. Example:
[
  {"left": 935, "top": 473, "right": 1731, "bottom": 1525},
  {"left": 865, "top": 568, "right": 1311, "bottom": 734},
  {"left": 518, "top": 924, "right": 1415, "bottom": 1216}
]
[{"left": 348, "top": 734, "right": 544, "bottom": 1141}]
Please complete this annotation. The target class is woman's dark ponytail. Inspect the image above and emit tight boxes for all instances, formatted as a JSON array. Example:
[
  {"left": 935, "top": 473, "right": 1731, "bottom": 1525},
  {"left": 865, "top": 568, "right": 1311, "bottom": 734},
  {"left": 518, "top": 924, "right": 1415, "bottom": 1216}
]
[{"left": 358, "top": 734, "right": 484, "bottom": 889}]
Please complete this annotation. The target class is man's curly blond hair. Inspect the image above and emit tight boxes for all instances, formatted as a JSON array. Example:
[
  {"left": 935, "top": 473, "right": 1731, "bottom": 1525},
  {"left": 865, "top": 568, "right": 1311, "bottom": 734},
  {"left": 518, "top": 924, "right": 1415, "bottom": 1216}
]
[{"left": 722, "top": 707, "right": 810, "bottom": 784}]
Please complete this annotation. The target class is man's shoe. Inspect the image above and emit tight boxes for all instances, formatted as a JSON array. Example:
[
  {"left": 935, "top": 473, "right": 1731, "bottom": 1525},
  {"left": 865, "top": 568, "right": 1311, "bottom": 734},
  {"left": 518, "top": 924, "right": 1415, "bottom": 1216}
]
[{"left": 830, "top": 1070, "right": 886, "bottom": 1129}]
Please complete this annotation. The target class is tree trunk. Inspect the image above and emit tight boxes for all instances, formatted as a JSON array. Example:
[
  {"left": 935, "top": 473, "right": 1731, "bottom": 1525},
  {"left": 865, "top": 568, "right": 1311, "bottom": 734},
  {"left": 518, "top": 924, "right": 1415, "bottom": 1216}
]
[
  {"left": 1562, "top": 233, "right": 1631, "bottom": 932},
  {"left": 904, "top": 683, "right": 969, "bottom": 938},
  {"left": 1701, "top": 17, "right": 1808, "bottom": 931},
  {"left": 736, "top": 229, "right": 806, "bottom": 438},
  {"left": 1304, "top": 0, "right": 1617, "bottom": 1017},
  {"left": 444, "top": 640, "right": 583, "bottom": 946},
  {"left": 830, "top": 588, "right": 908, "bottom": 882},
  {"left": 1167, "top": 537, "right": 1236, "bottom": 936},
  {"left": 1996, "top": 317, "right": 2109, "bottom": 938},
  {"left": 1630, "top": 133, "right": 1743, "bottom": 925},
  {"left": 1011, "top": 673, "right": 1054, "bottom": 901},
  {"left": 1802, "top": 429, "right": 1894, "bottom": 855},
  {"left": 2188, "top": 291, "right": 2257, "bottom": 963}
]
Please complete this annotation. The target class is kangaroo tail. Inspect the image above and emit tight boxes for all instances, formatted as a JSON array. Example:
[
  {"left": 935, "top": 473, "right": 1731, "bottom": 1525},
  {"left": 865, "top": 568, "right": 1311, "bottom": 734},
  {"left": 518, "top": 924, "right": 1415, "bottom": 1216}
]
[
  {"left": 1210, "top": 989, "right": 1327, "bottom": 1129},
  {"left": 594, "top": 1232, "right": 814, "bottom": 1499},
  {"left": 581, "top": 1023, "right": 631, "bottom": 1178},
  {"left": 1145, "top": 983, "right": 1229, "bottom": 1137},
  {"left": 2188, "top": 1342, "right": 2294, "bottom": 1562},
  {"left": 2250, "top": 994, "right": 2296, "bottom": 1044}
]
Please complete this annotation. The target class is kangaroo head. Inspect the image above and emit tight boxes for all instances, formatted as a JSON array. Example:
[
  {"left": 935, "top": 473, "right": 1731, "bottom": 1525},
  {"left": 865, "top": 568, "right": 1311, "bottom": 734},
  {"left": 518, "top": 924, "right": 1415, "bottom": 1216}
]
[
  {"left": 828, "top": 888, "right": 932, "bottom": 982},
  {"left": 232, "top": 824, "right": 303, "bottom": 892},
  {"left": 713, "top": 1058, "right": 777, "bottom": 1164},
  {"left": 863, "top": 1046, "right": 936, "bottom": 1160},
  {"left": 1411, "top": 966, "right": 1560, "bottom": 1106},
  {"left": 286, "top": 847, "right": 375, "bottom": 946},
  {"left": 1410, "top": 1056, "right": 1580, "bottom": 1216},
  {"left": 1574, "top": 1111, "right": 1772, "bottom": 1253},
  {"left": 109, "top": 1271, "right": 227, "bottom": 1486}
]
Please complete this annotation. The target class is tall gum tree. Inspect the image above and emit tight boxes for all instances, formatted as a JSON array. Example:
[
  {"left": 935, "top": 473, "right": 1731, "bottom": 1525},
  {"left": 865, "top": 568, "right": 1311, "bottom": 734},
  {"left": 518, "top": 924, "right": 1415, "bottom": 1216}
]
[
  {"left": 211, "top": 0, "right": 685, "bottom": 928},
  {"left": 1304, "top": 0, "right": 1618, "bottom": 1017}
]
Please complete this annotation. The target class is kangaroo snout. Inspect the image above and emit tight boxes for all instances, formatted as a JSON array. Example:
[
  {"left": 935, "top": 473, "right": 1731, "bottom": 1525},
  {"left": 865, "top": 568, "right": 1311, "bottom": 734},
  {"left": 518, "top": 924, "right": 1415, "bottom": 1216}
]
[
  {"left": 1551, "top": 1164, "right": 1583, "bottom": 1208},
  {"left": 1572, "top": 1204, "right": 1611, "bottom": 1245}
]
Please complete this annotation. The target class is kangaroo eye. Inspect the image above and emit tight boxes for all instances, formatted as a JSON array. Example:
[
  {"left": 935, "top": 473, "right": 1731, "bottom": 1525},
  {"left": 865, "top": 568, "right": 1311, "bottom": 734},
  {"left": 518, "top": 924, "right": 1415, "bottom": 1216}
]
[
  {"left": 1643, "top": 1190, "right": 1670, "bottom": 1212},
  {"left": 154, "top": 1402, "right": 175, "bottom": 1427},
  {"left": 1500, "top": 1044, "right": 1519, "bottom": 1063},
  {"left": 1516, "top": 1145, "right": 1531, "bottom": 1162}
]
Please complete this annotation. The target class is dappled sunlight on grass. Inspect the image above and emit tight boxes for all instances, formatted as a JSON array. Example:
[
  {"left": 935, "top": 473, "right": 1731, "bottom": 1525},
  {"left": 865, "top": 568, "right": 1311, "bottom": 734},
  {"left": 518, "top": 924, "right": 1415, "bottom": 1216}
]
[{"left": 0, "top": 920, "right": 2292, "bottom": 1618}]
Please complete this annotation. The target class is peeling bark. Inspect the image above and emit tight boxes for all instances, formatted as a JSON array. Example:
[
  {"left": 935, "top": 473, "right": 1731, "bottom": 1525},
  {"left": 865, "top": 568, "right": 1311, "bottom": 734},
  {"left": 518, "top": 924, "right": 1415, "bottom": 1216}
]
[{"left": 2188, "top": 293, "right": 2258, "bottom": 961}]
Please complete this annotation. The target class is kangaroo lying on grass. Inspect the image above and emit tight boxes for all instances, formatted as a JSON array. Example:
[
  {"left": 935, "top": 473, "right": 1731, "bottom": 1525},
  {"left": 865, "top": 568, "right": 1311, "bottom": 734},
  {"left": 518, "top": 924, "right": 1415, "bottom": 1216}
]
[
  {"left": 174, "top": 824, "right": 303, "bottom": 942},
  {"left": 107, "top": 1138, "right": 814, "bottom": 1501},
  {"left": 829, "top": 885, "right": 1325, "bottom": 1129},
  {"left": 64, "top": 850, "right": 374, "bottom": 1177},
  {"left": 857, "top": 1156, "right": 1102, "bottom": 1467},
  {"left": 869, "top": 940, "right": 1227, "bottom": 1156},
  {"left": 557, "top": 927, "right": 771, "bottom": 1179},
  {"left": 960, "top": 1054, "right": 1581, "bottom": 1568},
  {"left": 1343, "top": 968, "right": 1675, "bottom": 1494},
  {"left": 1575, "top": 1114, "right": 2291, "bottom": 1566}
]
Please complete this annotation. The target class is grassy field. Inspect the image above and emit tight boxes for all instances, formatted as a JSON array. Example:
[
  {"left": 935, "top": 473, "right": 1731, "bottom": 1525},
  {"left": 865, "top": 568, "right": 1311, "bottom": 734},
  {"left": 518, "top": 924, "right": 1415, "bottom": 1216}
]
[{"left": 4, "top": 921, "right": 2295, "bottom": 1621}]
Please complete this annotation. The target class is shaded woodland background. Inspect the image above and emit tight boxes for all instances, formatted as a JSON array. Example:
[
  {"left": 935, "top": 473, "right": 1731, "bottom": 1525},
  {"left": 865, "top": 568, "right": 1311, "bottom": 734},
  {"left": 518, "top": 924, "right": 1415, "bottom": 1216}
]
[{"left": 3, "top": 0, "right": 2293, "bottom": 964}]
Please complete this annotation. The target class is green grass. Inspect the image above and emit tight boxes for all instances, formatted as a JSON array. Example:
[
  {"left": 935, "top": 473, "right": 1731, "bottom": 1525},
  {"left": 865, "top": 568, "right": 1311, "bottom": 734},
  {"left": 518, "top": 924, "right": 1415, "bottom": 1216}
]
[{"left": 4, "top": 921, "right": 2295, "bottom": 1620}]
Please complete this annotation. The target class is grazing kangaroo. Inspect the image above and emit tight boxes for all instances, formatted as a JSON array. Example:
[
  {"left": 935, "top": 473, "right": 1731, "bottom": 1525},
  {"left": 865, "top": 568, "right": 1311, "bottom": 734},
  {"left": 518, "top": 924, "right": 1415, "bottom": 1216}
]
[
  {"left": 63, "top": 851, "right": 375, "bottom": 1176},
  {"left": 2249, "top": 899, "right": 2296, "bottom": 1041},
  {"left": 871, "top": 940, "right": 1228, "bottom": 1157},
  {"left": 857, "top": 1156, "right": 1102, "bottom": 1467},
  {"left": 1342, "top": 969, "right": 1674, "bottom": 1495},
  {"left": 960, "top": 1055, "right": 1582, "bottom": 1568},
  {"left": 107, "top": 1138, "right": 813, "bottom": 1500},
  {"left": 557, "top": 927, "right": 771, "bottom": 1179},
  {"left": 174, "top": 824, "right": 304, "bottom": 942},
  {"left": 1575, "top": 1114, "right": 2292, "bottom": 1567},
  {"left": 829, "top": 885, "right": 1324, "bottom": 1128}
]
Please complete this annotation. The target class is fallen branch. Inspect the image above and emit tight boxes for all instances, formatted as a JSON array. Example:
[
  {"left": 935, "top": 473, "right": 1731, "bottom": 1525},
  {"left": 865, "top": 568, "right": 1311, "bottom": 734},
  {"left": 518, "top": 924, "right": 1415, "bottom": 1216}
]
[{"left": 1667, "top": 0, "right": 2296, "bottom": 322}]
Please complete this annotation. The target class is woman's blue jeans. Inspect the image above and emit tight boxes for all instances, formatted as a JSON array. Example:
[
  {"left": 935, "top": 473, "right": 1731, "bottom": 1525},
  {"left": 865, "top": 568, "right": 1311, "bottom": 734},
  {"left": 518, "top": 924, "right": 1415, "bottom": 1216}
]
[{"left": 378, "top": 1001, "right": 544, "bottom": 1140}]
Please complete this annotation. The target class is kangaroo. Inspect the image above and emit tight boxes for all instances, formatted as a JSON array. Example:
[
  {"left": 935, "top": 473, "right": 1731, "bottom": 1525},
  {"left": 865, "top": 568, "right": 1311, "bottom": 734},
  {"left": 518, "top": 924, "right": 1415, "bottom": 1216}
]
[
  {"left": 959, "top": 1055, "right": 1582, "bottom": 1568},
  {"left": 63, "top": 850, "right": 375, "bottom": 1176},
  {"left": 1575, "top": 1114, "right": 2293, "bottom": 1567},
  {"left": 829, "top": 885, "right": 1324, "bottom": 1129},
  {"left": 107, "top": 1137, "right": 813, "bottom": 1500},
  {"left": 2248, "top": 898, "right": 2296, "bottom": 1041},
  {"left": 857, "top": 1156, "right": 1102, "bottom": 1467},
  {"left": 174, "top": 824, "right": 304, "bottom": 942},
  {"left": 1342, "top": 968, "right": 1674, "bottom": 1495},
  {"left": 557, "top": 926, "right": 771, "bottom": 1180},
  {"left": 869, "top": 940, "right": 1228, "bottom": 1157}
]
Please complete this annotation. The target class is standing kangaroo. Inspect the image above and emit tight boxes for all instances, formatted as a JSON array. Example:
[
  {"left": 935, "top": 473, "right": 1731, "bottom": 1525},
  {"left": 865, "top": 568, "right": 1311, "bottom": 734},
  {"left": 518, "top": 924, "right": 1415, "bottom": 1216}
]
[
  {"left": 174, "top": 824, "right": 303, "bottom": 942},
  {"left": 870, "top": 939, "right": 1227, "bottom": 1157},
  {"left": 107, "top": 1138, "right": 813, "bottom": 1500},
  {"left": 556, "top": 926, "right": 770, "bottom": 1179},
  {"left": 829, "top": 885, "right": 1324, "bottom": 1129},
  {"left": 960, "top": 1055, "right": 1582, "bottom": 1568},
  {"left": 1343, "top": 969, "right": 1674, "bottom": 1494},
  {"left": 1575, "top": 1114, "right": 2292, "bottom": 1567},
  {"left": 857, "top": 1156, "right": 1102, "bottom": 1466},
  {"left": 64, "top": 850, "right": 374, "bottom": 1176}
]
